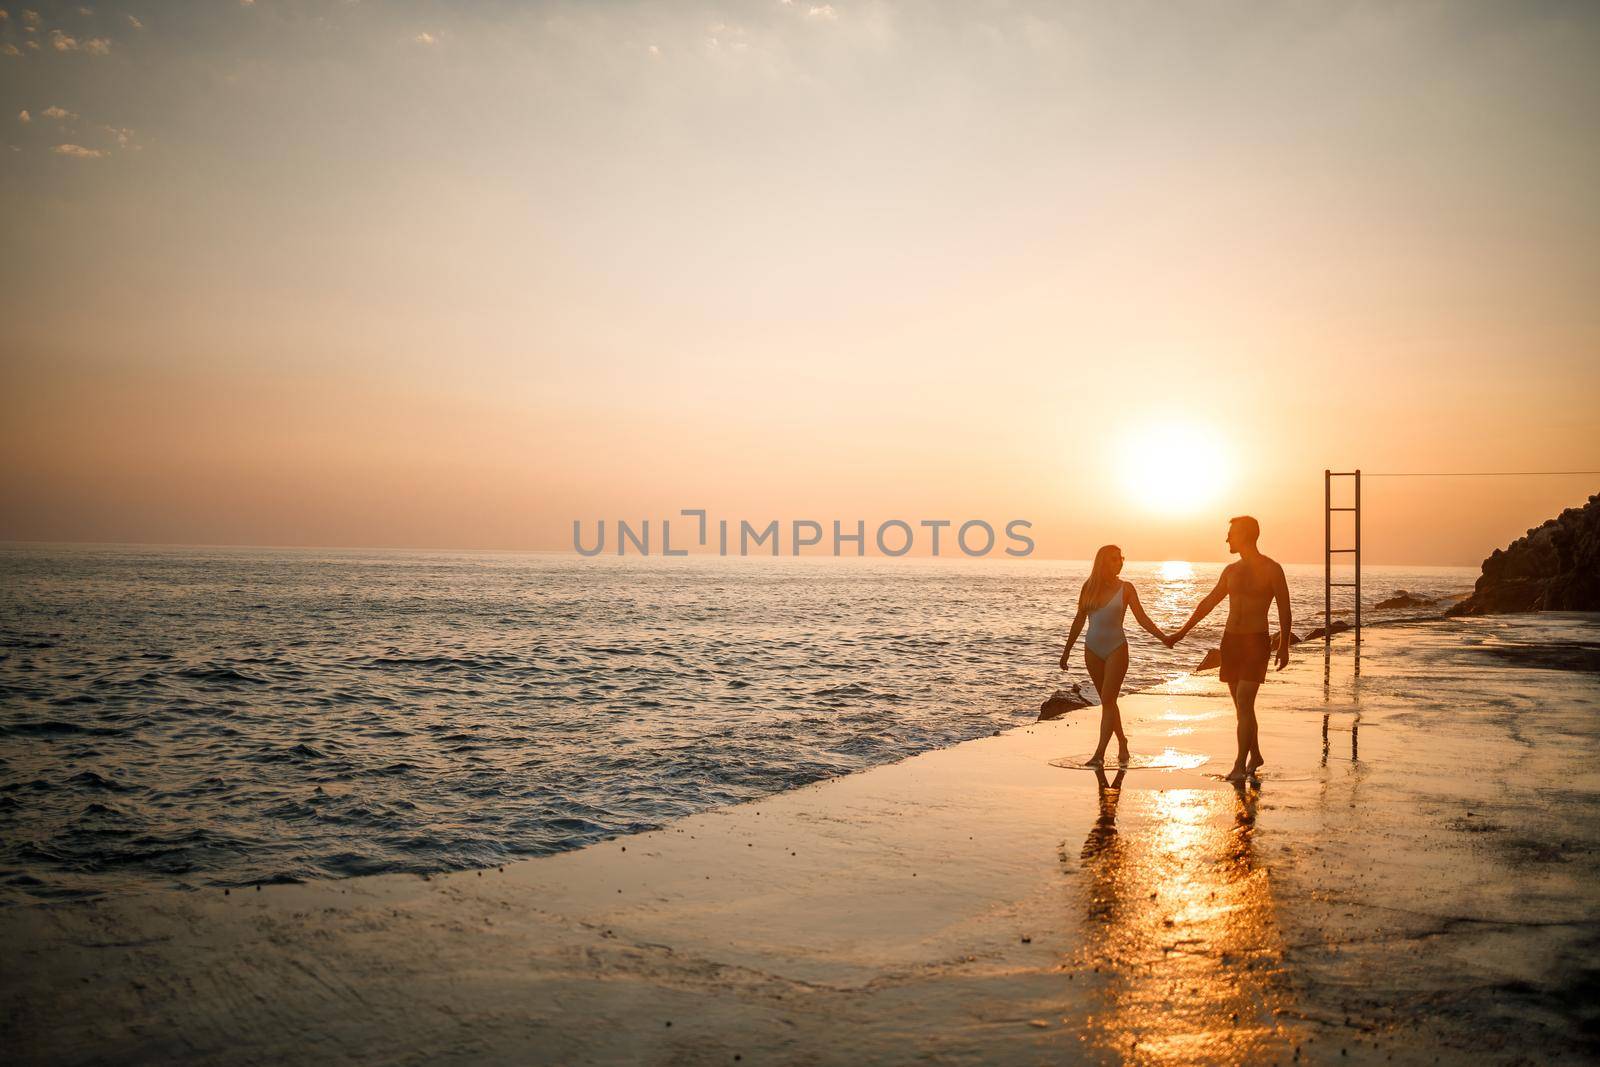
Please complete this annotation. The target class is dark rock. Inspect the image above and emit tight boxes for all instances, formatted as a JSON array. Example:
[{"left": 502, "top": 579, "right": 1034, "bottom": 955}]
[
  {"left": 1375, "top": 590, "right": 1432, "bottom": 610},
  {"left": 1448, "top": 492, "right": 1600, "bottom": 615},
  {"left": 1270, "top": 630, "right": 1303, "bottom": 646},
  {"left": 1305, "top": 621, "right": 1351, "bottom": 641},
  {"left": 1038, "top": 685, "right": 1091, "bottom": 721}
]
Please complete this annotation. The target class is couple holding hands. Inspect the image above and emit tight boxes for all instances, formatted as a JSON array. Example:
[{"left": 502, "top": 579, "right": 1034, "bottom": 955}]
[{"left": 1059, "top": 515, "right": 1293, "bottom": 782}]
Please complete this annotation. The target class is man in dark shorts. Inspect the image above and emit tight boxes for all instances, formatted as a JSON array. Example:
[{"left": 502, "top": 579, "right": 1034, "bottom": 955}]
[{"left": 1169, "top": 516, "right": 1293, "bottom": 781}]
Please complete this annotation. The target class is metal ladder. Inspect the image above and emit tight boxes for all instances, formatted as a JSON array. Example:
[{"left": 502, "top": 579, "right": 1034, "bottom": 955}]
[{"left": 1323, "top": 469, "right": 1361, "bottom": 647}]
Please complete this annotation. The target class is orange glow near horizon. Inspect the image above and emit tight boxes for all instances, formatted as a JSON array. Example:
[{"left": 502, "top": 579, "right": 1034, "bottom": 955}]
[{"left": 0, "top": 4, "right": 1597, "bottom": 564}]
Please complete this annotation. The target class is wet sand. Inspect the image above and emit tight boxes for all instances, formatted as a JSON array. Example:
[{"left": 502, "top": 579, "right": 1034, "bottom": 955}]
[{"left": 4, "top": 614, "right": 1599, "bottom": 1065}]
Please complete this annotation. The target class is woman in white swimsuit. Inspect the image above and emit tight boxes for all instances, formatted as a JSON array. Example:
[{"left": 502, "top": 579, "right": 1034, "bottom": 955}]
[{"left": 1059, "top": 545, "right": 1172, "bottom": 766}]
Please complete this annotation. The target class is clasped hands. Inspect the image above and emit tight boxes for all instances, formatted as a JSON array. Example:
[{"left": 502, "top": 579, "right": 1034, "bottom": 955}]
[{"left": 1059, "top": 628, "right": 1188, "bottom": 669}]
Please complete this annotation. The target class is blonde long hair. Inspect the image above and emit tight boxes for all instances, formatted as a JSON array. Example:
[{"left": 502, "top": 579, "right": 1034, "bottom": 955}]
[{"left": 1082, "top": 544, "right": 1123, "bottom": 611}]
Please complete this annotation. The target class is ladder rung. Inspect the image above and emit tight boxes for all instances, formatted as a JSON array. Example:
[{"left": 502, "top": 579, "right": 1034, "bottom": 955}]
[
  {"left": 1327, "top": 549, "right": 1357, "bottom": 554},
  {"left": 1330, "top": 582, "right": 1358, "bottom": 587},
  {"left": 1329, "top": 507, "right": 1357, "bottom": 512},
  {"left": 1328, "top": 471, "right": 1359, "bottom": 476}
]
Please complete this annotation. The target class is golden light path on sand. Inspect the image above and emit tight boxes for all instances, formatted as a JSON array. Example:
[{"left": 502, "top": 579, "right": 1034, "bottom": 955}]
[{"left": 1068, "top": 775, "right": 1297, "bottom": 1064}]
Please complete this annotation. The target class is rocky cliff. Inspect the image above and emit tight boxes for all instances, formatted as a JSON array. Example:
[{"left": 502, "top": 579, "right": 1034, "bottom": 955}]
[{"left": 1447, "top": 492, "right": 1600, "bottom": 615}]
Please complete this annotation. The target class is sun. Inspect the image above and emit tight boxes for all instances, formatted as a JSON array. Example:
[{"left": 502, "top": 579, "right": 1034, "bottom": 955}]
[{"left": 1120, "top": 422, "right": 1230, "bottom": 515}]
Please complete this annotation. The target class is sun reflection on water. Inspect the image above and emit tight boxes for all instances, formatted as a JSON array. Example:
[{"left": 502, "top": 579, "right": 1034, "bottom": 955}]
[
  {"left": 1071, "top": 777, "right": 1297, "bottom": 1063},
  {"left": 1149, "top": 559, "right": 1205, "bottom": 625},
  {"left": 1159, "top": 560, "right": 1195, "bottom": 582}
]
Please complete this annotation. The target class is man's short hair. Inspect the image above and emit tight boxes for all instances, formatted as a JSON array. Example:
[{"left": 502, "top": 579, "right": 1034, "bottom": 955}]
[{"left": 1229, "top": 515, "right": 1261, "bottom": 542}]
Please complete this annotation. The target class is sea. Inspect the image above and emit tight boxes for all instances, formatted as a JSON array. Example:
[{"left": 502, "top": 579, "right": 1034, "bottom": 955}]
[{"left": 0, "top": 546, "right": 1476, "bottom": 904}]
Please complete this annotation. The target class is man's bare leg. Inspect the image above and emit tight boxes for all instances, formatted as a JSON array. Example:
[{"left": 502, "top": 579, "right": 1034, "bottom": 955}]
[
  {"left": 1239, "top": 680, "right": 1264, "bottom": 775},
  {"left": 1223, "top": 680, "right": 1261, "bottom": 780},
  {"left": 1224, "top": 681, "right": 1245, "bottom": 780}
]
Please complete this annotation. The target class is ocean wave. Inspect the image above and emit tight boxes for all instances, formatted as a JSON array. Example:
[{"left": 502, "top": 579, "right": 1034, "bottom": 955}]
[
  {"left": 177, "top": 665, "right": 270, "bottom": 686},
  {"left": 0, "top": 548, "right": 1475, "bottom": 904},
  {"left": 66, "top": 770, "right": 138, "bottom": 792},
  {"left": 0, "top": 719, "right": 125, "bottom": 738}
]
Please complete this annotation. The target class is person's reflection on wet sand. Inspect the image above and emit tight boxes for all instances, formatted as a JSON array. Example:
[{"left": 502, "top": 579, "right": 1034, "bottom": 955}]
[
  {"left": 1069, "top": 774, "right": 1296, "bottom": 1061},
  {"left": 1226, "top": 777, "right": 1259, "bottom": 869},
  {"left": 1083, "top": 767, "right": 1127, "bottom": 861},
  {"left": 1081, "top": 767, "right": 1127, "bottom": 926}
]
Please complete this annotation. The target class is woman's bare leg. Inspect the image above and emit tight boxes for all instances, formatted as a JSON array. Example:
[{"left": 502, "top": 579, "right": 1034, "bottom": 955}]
[
  {"left": 1103, "top": 645, "right": 1131, "bottom": 762},
  {"left": 1084, "top": 649, "right": 1108, "bottom": 764},
  {"left": 1085, "top": 645, "right": 1131, "bottom": 764}
]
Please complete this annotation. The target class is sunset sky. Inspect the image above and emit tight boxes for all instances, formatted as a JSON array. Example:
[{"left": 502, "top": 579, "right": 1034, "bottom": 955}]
[{"left": 2, "top": 1, "right": 1597, "bottom": 564}]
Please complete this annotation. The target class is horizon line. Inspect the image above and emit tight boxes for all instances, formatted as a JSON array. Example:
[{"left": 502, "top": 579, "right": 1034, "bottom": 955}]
[{"left": 0, "top": 538, "right": 1486, "bottom": 570}]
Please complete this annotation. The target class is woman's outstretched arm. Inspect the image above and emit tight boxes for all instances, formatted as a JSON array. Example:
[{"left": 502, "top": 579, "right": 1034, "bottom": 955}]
[
  {"left": 1060, "top": 591, "right": 1089, "bottom": 669},
  {"left": 1124, "top": 584, "right": 1168, "bottom": 643}
]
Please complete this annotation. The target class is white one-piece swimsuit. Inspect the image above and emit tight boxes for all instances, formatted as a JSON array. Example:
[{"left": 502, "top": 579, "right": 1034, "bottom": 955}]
[{"left": 1084, "top": 584, "right": 1128, "bottom": 660}]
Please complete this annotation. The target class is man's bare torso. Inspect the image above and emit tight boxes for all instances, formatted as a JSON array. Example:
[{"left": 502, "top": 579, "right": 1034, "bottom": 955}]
[{"left": 1223, "top": 555, "right": 1282, "bottom": 634}]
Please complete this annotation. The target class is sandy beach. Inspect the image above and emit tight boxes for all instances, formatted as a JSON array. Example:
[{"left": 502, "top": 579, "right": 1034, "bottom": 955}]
[{"left": 5, "top": 613, "right": 1599, "bottom": 1065}]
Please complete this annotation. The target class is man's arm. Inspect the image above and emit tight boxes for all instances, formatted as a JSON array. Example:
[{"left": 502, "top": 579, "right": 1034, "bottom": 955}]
[
  {"left": 1171, "top": 569, "right": 1230, "bottom": 645},
  {"left": 1273, "top": 562, "right": 1293, "bottom": 670}
]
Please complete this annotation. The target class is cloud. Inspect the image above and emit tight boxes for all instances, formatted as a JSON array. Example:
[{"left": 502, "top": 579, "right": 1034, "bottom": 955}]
[
  {"left": 648, "top": 44, "right": 660, "bottom": 57},
  {"left": 808, "top": 4, "right": 837, "bottom": 19},
  {"left": 2, "top": 44, "right": 19, "bottom": 58},
  {"left": 22, "top": 9, "right": 40, "bottom": 30},
  {"left": 42, "top": 105, "right": 76, "bottom": 119},
  {"left": 18, "top": 109, "right": 29, "bottom": 123},
  {"left": 53, "top": 143, "right": 104, "bottom": 158},
  {"left": 414, "top": 32, "right": 436, "bottom": 45},
  {"left": 127, "top": 14, "right": 142, "bottom": 30},
  {"left": 101, "top": 124, "right": 135, "bottom": 148},
  {"left": 42, "top": 27, "right": 109, "bottom": 54}
]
